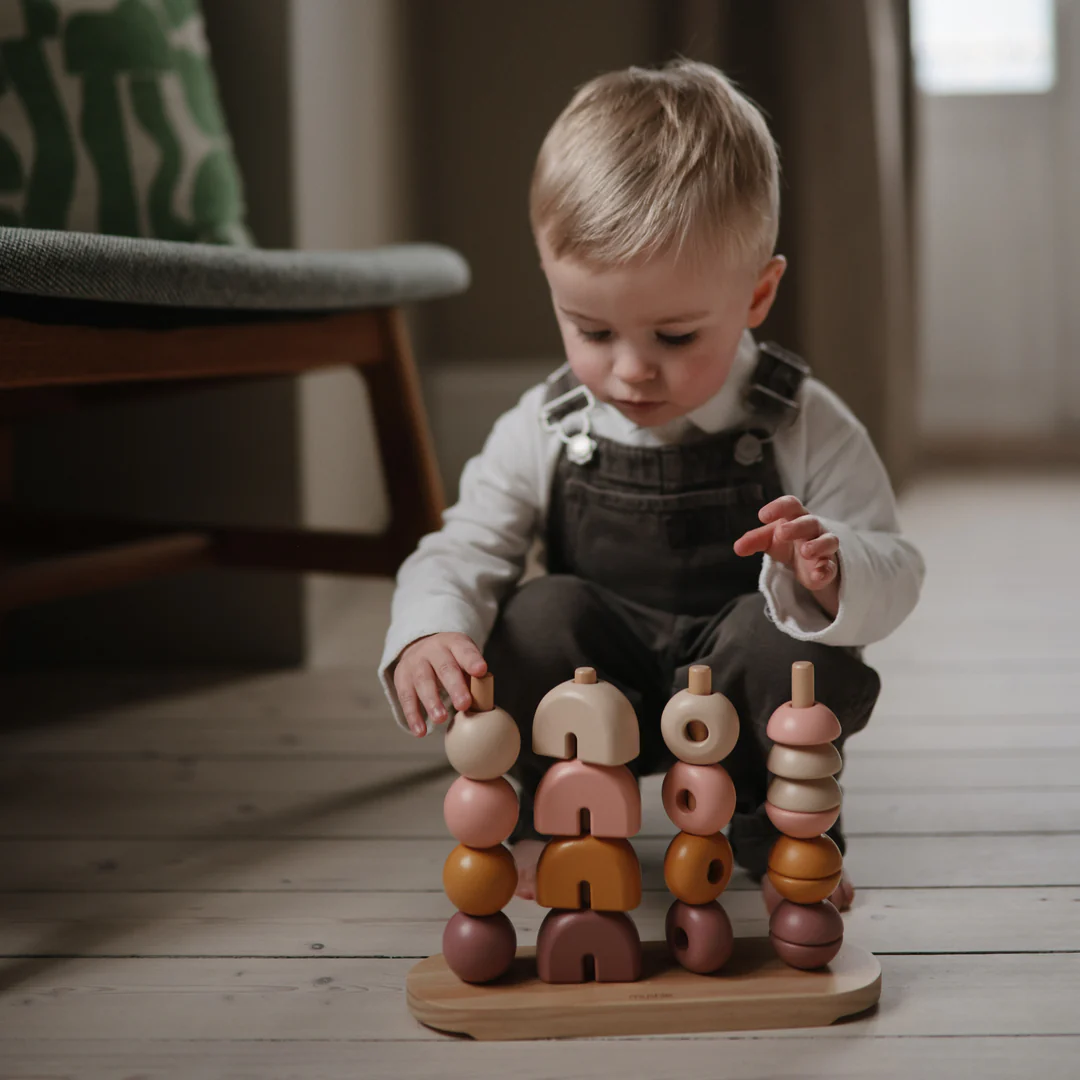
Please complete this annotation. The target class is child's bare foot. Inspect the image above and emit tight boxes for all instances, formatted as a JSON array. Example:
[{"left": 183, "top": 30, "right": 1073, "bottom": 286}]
[
  {"left": 828, "top": 870, "right": 855, "bottom": 912},
  {"left": 511, "top": 839, "right": 545, "bottom": 900},
  {"left": 761, "top": 870, "right": 855, "bottom": 914}
]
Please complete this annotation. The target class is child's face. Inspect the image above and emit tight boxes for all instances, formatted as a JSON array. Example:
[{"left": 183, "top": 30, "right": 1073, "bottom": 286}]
[{"left": 539, "top": 233, "right": 785, "bottom": 427}]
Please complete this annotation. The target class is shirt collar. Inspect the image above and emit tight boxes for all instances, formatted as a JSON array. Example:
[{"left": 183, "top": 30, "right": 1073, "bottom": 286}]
[{"left": 682, "top": 330, "right": 759, "bottom": 434}]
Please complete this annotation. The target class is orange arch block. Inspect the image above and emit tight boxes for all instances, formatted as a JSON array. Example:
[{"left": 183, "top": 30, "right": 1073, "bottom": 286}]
[
  {"left": 534, "top": 760, "right": 641, "bottom": 838},
  {"left": 536, "top": 836, "right": 642, "bottom": 912}
]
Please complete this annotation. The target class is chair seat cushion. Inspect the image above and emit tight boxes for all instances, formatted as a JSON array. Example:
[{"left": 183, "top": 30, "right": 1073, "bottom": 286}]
[{"left": 0, "top": 226, "right": 470, "bottom": 310}]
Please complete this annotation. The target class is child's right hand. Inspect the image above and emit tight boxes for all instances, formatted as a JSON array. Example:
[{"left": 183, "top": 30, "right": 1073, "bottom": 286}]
[{"left": 394, "top": 632, "right": 489, "bottom": 737}]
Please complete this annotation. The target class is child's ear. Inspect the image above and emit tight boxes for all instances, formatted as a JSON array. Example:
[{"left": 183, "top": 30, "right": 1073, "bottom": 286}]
[{"left": 746, "top": 255, "right": 787, "bottom": 329}]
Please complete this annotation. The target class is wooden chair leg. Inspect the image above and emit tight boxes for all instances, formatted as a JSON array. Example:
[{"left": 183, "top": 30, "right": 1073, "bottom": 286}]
[{"left": 359, "top": 308, "right": 446, "bottom": 563}]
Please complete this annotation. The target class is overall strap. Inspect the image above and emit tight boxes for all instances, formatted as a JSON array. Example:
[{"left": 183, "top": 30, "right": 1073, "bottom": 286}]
[{"left": 744, "top": 340, "right": 811, "bottom": 425}]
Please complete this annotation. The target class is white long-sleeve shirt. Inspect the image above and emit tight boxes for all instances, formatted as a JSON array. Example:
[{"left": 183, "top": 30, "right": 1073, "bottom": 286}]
[{"left": 378, "top": 331, "right": 925, "bottom": 732}]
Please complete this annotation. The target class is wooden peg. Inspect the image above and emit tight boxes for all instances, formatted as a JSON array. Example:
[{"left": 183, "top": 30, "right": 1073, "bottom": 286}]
[
  {"left": 688, "top": 665, "right": 711, "bottom": 695},
  {"left": 792, "top": 661, "right": 815, "bottom": 708},
  {"left": 574, "top": 667, "right": 597, "bottom": 684},
  {"left": 470, "top": 673, "right": 495, "bottom": 712}
]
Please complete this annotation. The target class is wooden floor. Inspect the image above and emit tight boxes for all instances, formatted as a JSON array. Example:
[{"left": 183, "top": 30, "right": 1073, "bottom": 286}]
[{"left": 0, "top": 470, "right": 1077, "bottom": 1078}]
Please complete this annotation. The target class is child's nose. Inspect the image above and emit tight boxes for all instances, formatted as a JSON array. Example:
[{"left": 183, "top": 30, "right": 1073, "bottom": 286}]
[{"left": 612, "top": 347, "right": 656, "bottom": 384}]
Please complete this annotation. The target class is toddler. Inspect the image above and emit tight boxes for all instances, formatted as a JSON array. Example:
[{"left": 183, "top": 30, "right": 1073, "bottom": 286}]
[{"left": 379, "top": 60, "right": 924, "bottom": 912}]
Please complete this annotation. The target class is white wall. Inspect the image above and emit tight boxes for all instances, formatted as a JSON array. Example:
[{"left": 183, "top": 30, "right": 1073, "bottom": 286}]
[{"left": 916, "top": 4, "right": 1079, "bottom": 438}]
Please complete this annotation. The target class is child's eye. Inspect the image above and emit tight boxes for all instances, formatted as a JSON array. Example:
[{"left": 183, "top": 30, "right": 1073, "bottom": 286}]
[
  {"left": 657, "top": 331, "right": 698, "bottom": 347},
  {"left": 578, "top": 328, "right": 611, "bottom": 343}
]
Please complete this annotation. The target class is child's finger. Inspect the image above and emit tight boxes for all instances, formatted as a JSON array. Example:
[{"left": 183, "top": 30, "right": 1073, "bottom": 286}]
[
  {"left": 436, "top": 654, "right": 475, "bottom": 713},
  {"left": 801, "top": 534, "right": 839, "bottom": 560},
  {"left": 758, "top": 495, "right": 806, "bottom": 524},
  {"left": 450, "top": 638, "right": 488, "bottom": 679},
  {"left": 810, "top": 557, "right": 838, "bottom": 585},
  {"left": 415, "top": 665, "right": 449, "bottom": 725},
  {"left": 398, "top": 682, "right": 428, "bottom": 737},
  {"left": 776, "top": 514, "right": 823, "bottom": 542},
  {"left": 734, "top": 521, "right": 777, "bottom": 556}
]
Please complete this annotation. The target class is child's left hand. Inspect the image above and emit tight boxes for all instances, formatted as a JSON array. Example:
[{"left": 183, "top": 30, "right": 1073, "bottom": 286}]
[{"left": 733, "top": 495, "right": 841, "bottom": 616}]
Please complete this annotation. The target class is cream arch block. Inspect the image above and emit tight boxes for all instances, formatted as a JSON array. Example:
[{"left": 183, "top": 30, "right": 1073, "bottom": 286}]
[{"left": 532, "top": 668, "right": 639, "bottom": 766}]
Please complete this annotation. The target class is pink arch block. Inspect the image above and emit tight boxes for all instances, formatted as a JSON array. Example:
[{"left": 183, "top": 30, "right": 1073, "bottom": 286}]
[{"left": 534, "top": 760, "right": 641, "bottom": 838}]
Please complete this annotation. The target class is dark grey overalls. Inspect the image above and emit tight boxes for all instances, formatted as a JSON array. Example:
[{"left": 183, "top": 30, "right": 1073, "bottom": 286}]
[{"left": 484, "top": 342, "right": 881, "bottom": 878}]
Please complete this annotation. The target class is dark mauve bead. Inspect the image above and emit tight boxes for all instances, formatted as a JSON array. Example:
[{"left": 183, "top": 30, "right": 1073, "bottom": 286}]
[
  {"left": 770, "top": 935, "right": 843, "bottom": 970},
  {"left": 442, "top": 910, "right": 517, "bottom": 984},
  {"left": 769, "top": 899, "right": 844, "bottom": 946},
  {"left": 665, "top": 899, "right": 734, "bottom": 974},
  {"left": 536, "top": 909, "right": 642, "bottom": 983}
]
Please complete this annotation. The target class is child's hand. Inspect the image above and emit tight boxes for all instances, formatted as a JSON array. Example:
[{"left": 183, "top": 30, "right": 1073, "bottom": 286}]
[
  {"left": 733, "top": 495, "right": 841, "bottom": 615},
  {"left": 394, "top": 632, "right": 488, "bottom": 737}
]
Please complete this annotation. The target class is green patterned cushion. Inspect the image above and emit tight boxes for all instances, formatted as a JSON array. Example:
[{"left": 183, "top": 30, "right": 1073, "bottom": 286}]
[{"left": 0, "top": 0, "right": 249, "bottom": 244}]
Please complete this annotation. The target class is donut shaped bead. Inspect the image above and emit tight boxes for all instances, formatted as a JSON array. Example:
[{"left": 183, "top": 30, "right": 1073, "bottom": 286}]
[
  {"left": 661, "top": 762, "right": 736, "bottom": 835},
  {"left": 442, "top": 911, "right": 517, "bottom": 983},
  {"left": 765, "top": 802, "right": 841, "bottom": 839},
  {"left": 443, "top": 776, "right": 519, "bottom": 847},
  {"left": 767, "top": 741, "right": 842, "bottom": 780},
  {"left": 442, "top": 843, "right": 517, "bottom": 916},
  {"left": 767, "top": 775, "right": 842, "bottom": 814},
  {"left": 665, "top": 899, "right": 734, "bottom": 974},
  {"left": 663, "top": 831, "right": 734, "bottom": 905},
  {"left": 660, "top": 666, "right": 739, "bottom": 765}
]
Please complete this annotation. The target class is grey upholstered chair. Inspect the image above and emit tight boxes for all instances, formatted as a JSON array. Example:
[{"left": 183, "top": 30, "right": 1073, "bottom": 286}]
[{"left": 0, "top": 226, "right": 469, "bottom": 611}]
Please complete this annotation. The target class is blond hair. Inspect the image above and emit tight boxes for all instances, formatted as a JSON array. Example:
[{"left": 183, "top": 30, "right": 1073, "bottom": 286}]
[{"left": 530, "top": 59, "right": 780, "bottom": 269}]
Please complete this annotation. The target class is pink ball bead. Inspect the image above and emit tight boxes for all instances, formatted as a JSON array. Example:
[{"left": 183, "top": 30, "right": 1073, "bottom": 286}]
[
  {"left": 662, "top": 762, "right": 736, "bottom": 835},
  {"left": 443, "top": 775, "right": 519, "bottom": 848}
]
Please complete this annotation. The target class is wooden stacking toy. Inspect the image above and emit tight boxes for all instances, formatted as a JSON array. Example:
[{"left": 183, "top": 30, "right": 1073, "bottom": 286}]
[
  {"left": 533, "top": 667, "right": 644, "bottom": 983},
  {"left": 409, "top": 660, "right": 883, "bottom": 1039},
  {"left": 764, "top": 661, "right": 845, "bottom": 969},
  {"left": 440, "top": 673, "right": 521, "bottom": 983},
  {"left": 660, "top": 664, "right": 739, "bottom": 974}
]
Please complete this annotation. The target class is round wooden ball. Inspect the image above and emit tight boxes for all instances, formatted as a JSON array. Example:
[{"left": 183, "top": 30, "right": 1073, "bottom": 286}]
[
  {"left": 442, "top": 843, "right": 517, "bottom": 916},
  {"left": 661, "top": 762, "right": 736, "bottom": 835},
  {"left": 442, "top": 910, "right": 517, "bottom": 983},
  {"left": 443, "top": 776, "right": 519, "bottom": 847},
  {"left": 443, "top": 706, "right": 521, "bottom": 780},
  {"left": 663, "top": 831, "right": 734, "bottom": 905},
  {"left": 665, "top": 899, "right": 734, "bottom": 974}
]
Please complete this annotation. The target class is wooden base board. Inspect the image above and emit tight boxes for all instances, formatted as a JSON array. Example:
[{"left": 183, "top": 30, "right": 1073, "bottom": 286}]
[{"left": 406, "top": 936, "right": 881, "bottom": 1040}]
